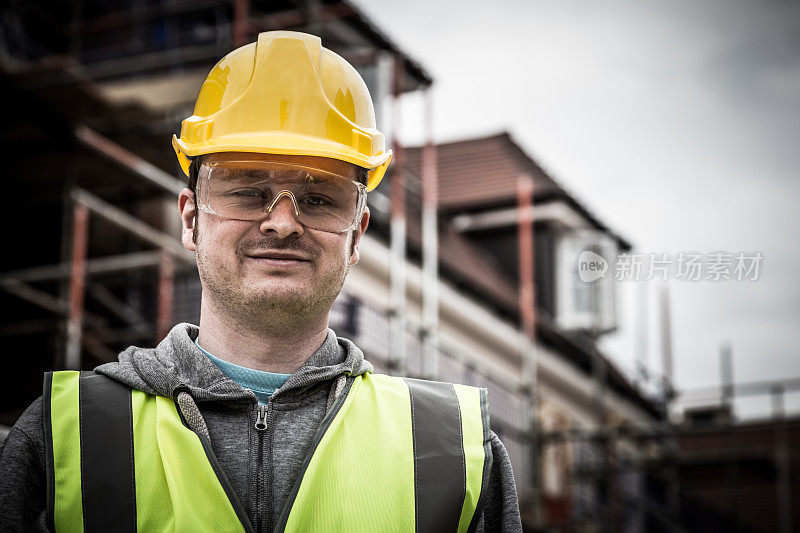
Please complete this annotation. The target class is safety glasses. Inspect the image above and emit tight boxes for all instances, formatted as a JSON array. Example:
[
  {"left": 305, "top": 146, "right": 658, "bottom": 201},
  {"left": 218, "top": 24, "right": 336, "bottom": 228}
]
[{"left": 196, "top": 160, "right": 367, "bottom": 233}]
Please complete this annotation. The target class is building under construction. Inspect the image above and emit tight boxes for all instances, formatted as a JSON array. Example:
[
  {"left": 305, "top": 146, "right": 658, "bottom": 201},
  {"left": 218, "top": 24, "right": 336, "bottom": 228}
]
[{"left": 1, "top": 1, "right": 797, "bottom": 531}]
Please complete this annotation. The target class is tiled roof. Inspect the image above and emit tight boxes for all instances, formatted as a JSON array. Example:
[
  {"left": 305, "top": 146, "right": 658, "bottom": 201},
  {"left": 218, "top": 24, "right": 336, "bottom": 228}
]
[
  {"left": 405, "top": 132, "right": 631, "bottom": 250},
  {"left": 405, "top": 132, "right": 559, "bottom": 212}
]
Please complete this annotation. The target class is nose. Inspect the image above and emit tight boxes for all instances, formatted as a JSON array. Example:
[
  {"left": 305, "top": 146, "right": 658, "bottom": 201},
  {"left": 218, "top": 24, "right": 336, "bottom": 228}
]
[{"left": 259, "top": 191, "right": 304, "bottom": 238}]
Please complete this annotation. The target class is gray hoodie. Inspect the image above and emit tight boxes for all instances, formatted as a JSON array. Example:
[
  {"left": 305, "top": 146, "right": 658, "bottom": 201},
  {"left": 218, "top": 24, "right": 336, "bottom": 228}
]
[{"left": 0, "top": 323, "right": 523, "bottom": 532}]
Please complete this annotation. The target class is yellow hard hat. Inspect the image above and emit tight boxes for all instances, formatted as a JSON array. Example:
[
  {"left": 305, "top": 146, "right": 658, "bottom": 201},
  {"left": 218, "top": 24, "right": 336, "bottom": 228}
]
[{"left": 172, "top": 31, "right": 392, "bottom": 192}]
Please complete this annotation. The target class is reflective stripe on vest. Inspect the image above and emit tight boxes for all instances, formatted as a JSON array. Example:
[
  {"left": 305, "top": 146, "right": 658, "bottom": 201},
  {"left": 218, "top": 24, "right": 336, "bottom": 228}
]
[
  {"left": 44, "top": 371, "right": 249, "bottom": 533},
  {"left": 44, "top": 371, "right": 491, "bottom": 532}
]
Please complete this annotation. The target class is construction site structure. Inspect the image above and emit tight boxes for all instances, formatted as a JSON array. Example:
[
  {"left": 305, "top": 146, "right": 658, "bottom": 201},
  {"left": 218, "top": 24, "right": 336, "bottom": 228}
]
[{"left": 2, "top": 2, "right": 795, "bottom": 531}]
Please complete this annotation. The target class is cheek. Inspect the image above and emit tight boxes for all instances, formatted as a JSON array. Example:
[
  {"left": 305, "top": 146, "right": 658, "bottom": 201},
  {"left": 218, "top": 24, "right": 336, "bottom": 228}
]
[
  {"left": 196, "top": 222, "right": 242, "bottom": 268},
  {"left": 314, "top": 235, "right": 352, "bottom": 269}
]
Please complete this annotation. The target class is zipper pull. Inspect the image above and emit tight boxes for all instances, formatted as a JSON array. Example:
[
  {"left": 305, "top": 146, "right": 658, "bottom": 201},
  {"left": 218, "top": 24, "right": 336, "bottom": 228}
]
[{"left": 254, "top": 404, "right": 268, "bottom": 431}]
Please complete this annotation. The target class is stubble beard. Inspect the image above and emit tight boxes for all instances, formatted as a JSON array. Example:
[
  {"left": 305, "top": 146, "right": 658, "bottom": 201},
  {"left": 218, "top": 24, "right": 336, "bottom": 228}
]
[{"left": 194, "top": 229, "right": 352, "bottom": 335}]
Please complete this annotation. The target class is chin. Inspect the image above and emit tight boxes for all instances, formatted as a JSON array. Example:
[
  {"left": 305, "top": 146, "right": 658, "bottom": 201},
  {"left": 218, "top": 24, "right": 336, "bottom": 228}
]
[{"left": 250, "top": 278, "right": 307, "bottom": 293}]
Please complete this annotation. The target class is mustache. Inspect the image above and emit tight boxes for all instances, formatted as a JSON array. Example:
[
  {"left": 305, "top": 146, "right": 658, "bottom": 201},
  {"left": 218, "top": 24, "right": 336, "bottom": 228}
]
[{"left": 236, "top": 237, "right": 319, "bottom": 259}]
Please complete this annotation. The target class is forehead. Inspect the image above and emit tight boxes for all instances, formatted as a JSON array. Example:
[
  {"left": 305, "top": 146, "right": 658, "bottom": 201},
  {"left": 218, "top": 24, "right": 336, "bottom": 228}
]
[{"left": 201, "top": 152, "right": 360, "bottom": 180}]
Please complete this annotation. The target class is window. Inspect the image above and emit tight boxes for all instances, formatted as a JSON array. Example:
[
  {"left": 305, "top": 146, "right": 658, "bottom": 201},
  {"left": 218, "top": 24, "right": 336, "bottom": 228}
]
[{"left": 555, "top": 230, "right": 617, "bottom": 334}]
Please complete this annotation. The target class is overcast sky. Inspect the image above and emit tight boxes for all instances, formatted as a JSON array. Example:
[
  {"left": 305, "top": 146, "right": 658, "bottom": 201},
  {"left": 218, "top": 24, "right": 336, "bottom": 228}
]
[{"left": 357, "top": 0, "right": 800, "bottom": 416}]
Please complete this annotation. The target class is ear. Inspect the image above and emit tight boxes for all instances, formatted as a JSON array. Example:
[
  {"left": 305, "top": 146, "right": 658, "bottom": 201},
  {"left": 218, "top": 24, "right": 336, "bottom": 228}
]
[
  {"left": 178, "top": 188, "right": 197, "bottom": 251},
  {"left": 348, "top": 207, "right": 370, "bottom": 266}
]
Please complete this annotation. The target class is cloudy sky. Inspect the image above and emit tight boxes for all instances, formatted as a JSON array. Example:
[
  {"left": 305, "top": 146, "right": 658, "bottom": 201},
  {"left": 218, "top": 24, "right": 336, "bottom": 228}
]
[{"left": 357, "top": 0, "right": 800, "bottom": 416}]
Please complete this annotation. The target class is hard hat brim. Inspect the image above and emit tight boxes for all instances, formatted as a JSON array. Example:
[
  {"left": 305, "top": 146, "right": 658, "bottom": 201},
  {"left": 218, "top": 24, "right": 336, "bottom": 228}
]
[{"left": 173, "top": 134, "right": 391, "bottom": 192}]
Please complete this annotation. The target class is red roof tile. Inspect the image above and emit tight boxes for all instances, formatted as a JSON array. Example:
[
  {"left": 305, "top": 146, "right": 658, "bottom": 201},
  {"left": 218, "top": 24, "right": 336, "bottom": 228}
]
[{"left": 405, "top": 131, "right": 631, "bottom": 249}]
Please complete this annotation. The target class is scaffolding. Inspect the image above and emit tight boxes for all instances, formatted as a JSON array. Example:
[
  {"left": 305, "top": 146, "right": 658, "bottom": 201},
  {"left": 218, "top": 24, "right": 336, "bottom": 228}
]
[
  {"left": 3, "top": 3, "right": 795, "bottom": 532},
  {"left": 0, "top": 0, "right": 433, "bottom": 382}
]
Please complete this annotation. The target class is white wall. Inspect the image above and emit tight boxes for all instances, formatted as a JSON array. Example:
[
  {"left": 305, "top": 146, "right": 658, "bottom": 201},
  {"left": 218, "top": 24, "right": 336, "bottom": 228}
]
[{"left": 346, "top": 233, "right": 657, "bottom": 428}]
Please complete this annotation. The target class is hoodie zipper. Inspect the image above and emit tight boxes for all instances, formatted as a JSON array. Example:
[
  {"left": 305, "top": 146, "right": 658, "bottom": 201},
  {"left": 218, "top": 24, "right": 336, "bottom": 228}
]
[
  {"left": 254, "top": 403, "right": 268, "bottom": 533},
  {"left": 252, "top": 378, "right": 350, "bottom": 532},
  {"left": 255, "top": 404, "right": 268, "bottom": 430},
  {"left": 254, "top": 402, "right": 277, "bottom": 532}
]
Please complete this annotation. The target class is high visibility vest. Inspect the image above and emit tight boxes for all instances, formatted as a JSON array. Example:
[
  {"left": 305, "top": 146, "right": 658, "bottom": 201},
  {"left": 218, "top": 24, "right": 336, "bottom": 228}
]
[{"left": 43, "top": 370, "right": 492, "bottom": 532}]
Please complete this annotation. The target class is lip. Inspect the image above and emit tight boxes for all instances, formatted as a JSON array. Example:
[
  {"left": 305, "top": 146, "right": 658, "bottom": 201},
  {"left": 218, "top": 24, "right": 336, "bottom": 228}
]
[
  {"left": 244, "top": 251, "right": 312, "bottom": 267},
  {"left": 245, "top": 250, "right": 311, "bottom": 261},
  {"left": 246, "top": 257, "right": 309, "bottom": 268}
]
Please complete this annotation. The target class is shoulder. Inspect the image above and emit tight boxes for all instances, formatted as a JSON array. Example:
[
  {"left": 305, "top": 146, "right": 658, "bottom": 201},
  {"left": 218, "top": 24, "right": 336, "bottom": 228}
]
[
  {"left": 488, "top": 430, "right": 514, "bottom": 478},
  {"left": 0, "top": 397, "right": 49, "bottom": 532},
  {"left": 1, "top": 397, "right": 46, "bottom": 491},
  {"left": 2, "top": 396, "right": 46, "bottom": 467},
  {"left": 366, "top": 375, "right": 488, "bottom": 414},
  {"left": 476, "top": 430, "right": 523, "bottom": 532}
]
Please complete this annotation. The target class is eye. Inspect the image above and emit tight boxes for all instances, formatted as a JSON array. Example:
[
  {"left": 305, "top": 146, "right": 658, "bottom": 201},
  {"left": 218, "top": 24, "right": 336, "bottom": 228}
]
[{"left": 301, "top": 194, "right": 333, "bottom": 207}]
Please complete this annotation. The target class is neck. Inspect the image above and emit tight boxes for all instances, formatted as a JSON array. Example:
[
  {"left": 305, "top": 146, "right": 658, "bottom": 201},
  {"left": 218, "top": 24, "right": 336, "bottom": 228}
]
[{"left": 196, "top": 293, "right": 330, "bottom": 374}]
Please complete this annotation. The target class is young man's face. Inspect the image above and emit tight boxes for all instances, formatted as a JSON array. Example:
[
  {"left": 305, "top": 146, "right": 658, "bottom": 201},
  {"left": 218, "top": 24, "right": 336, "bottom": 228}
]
[{"left": 178, "top": 152, "right": 369, "bottom": 328}]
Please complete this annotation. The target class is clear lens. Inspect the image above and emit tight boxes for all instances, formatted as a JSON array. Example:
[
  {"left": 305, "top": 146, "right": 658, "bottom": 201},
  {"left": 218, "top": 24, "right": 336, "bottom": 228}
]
[{"left": 197, "top": 160, "right": 366, "bottom": 233}]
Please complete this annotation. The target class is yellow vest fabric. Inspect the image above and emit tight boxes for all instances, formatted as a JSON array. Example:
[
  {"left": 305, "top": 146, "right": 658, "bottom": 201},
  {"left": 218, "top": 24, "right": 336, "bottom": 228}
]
[
  {"left": 44, "top": 370, "right": 491, "bottom": 532},
  {"left": 45, "top": 371, "right": 247, "bottom": 533}
]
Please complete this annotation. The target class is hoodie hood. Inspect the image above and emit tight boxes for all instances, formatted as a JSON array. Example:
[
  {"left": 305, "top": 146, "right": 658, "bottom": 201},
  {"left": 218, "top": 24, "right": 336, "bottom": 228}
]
[{"left": 95, "top": 323, "right": 373, "bottom": 404}]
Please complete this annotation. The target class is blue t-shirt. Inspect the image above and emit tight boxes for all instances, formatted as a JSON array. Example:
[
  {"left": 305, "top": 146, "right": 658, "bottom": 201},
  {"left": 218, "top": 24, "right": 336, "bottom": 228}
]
[{"left": 195, "top": 338, "right": 290, "bottom": 405}]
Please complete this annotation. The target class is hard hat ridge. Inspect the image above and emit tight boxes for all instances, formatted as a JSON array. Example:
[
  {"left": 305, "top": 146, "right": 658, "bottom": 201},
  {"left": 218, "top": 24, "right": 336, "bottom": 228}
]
[{"left": 173, "top": 30, "right": 392, "bottom": 192}]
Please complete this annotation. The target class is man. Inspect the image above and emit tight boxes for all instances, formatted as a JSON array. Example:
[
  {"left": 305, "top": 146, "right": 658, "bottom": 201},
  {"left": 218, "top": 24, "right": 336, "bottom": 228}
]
[{"left": 0, "top": 31, "right": 523, "bottom": 532}]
